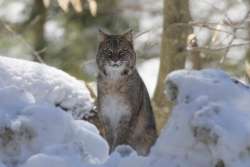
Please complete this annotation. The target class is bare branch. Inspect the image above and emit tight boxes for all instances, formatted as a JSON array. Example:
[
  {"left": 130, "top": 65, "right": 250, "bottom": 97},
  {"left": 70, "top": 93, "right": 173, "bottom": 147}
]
[
  {"left": 219, "top": 30, "right": 236, "bottom": 64},
  {"left": 190, "top": 42, "right": 250, "bottom": 53},
  {"left": 0, "top": 20, "right": 46, "bottom": 64}
]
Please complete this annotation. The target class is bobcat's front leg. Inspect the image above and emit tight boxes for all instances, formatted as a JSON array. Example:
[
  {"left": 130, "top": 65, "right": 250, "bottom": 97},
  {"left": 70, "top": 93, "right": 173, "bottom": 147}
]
[
  {"left": 112, "top": 115, "right": 131, "bottom": 151},
  {"left": 99, "top": 117, "right": 114, "bottom": 152}
]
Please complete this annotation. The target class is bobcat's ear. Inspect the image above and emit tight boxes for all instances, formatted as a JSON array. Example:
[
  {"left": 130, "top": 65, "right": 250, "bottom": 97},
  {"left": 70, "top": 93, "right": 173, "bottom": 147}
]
[
  {"left": 122, "top": 29, "right": 133, "bottom": 43},
  {"left": 98, "top": 29, "right": 109, "bottom": 42}
]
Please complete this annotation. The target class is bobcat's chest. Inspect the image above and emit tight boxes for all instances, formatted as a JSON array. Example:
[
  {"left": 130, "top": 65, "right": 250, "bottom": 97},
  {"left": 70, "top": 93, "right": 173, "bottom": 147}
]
[{"left": 100, "top": 95, "right": 131, "bottom": 130}]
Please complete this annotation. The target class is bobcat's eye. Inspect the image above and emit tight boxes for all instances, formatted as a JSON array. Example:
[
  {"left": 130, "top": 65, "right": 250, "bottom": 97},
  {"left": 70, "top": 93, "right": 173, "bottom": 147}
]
[
  {"left": 104, "top": 50, "right": 112, "bottom": 58},
  {"left": 107, "top": 52, "right": 112, "bottom": 57},
  {"left": 119, "top": 52, "right": 125, "bottom": 57}
]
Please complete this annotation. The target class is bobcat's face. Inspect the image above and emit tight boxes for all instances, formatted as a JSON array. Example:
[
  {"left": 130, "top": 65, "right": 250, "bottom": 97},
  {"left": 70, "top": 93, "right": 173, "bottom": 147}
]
[{"left": 96, "top": 30, "right": 136, "bottom": 79}]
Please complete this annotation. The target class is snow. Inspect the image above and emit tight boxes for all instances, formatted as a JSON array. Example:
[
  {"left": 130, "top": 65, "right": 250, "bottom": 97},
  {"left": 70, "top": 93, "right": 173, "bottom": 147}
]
[
  {"left": 226, "top": 3, "right": 248, "bottom": 23},
  {"left": 0, "top": 56, "right": 108, "bottom": 167},
  {"left": 163, "top": 69, "right": 250, "bottom": 167},
  {"left": 1, "top": 56, "right": 250, "bottom": 167},
  {"left": 138, "top": 58, "right": 159, "bottom": 97},
  {"left": 0, "top": 56, "right": 94, "bottom": 119},
  {"left": 0, "top": 86, "right": 109, "bottom": 167}
]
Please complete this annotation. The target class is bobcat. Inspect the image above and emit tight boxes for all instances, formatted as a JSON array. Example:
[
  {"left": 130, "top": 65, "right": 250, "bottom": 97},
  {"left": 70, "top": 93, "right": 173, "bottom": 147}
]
[{"left": 96, "top": 29, "right": 157, "bottom": 155}]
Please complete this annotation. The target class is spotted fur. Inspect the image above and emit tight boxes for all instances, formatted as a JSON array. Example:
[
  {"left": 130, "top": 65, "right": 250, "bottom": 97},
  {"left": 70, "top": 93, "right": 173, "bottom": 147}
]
[{"left": 96, "top": 30, "right": 157, "bottom": 155}]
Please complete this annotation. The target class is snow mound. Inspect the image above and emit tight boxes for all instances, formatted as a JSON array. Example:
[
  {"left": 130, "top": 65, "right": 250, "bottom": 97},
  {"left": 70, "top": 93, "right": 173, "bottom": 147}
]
[
  {"left": 101, "top": 69, "right": 250, "bottom": 167},
  {"left": 0, "top": 86, "right": 108, "bottom": 167},
  {"left": 0, "top": 56, "right": 93, "bottom": 119},
  {"left": 162, "top": 69, "right": 250, "bottom": 167}
]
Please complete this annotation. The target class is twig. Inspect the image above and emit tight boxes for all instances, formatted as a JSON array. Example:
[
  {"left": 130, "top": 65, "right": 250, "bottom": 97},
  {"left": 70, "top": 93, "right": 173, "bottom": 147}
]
[
  {"left": 219, "top": 32, "right": 235, "bottom": 64},
  {"left": 190, "top": 42, "right": 250, "bottom": 52},
  {"left": 135, "top": 26, "right": 161, "bottom": 39},
  {"left": 135, "top": 29, "right": 152, "bottom": 38},
  {"left": 220, "top": 11, "right": 250, "bottom": 63}
]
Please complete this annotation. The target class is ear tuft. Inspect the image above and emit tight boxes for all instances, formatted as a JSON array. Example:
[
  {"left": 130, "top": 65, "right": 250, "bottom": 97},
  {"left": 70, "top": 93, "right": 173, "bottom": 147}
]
[
  {"left": 122, "top": 29, "right": 133, "bottom": 42},
  {"left": 98, "top": 29, "right": 109, "bottom": 42}
]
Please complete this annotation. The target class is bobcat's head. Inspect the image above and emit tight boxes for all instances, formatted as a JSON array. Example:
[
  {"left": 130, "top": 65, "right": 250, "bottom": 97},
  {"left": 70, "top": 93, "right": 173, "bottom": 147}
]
[{"left": 96, "top": 30, "right": 136, "bottom": 79}]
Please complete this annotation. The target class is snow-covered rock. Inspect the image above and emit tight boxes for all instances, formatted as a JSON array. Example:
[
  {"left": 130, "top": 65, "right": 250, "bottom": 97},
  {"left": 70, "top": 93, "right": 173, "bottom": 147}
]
[
  {"left": 163, "top": 69, "right": 250, "bottom": 167},
  {"left": 0, "top": 56, "right": 94, "bottom": 119}
]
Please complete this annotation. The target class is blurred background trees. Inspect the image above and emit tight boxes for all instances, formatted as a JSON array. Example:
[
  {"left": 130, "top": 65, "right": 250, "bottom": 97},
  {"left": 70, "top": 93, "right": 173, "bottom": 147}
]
[
  {"left": 1, "top": 0, "right": 250, "bottom": 132},
  {"left": 0, "top": 0, "right": 136, "bottom": 79}
]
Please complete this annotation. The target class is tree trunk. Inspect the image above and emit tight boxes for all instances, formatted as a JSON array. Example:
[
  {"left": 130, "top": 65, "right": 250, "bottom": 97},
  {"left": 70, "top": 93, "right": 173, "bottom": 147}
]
[
  {"left": 245, "top": 50, "right": 250, "bottom": 83},
  {"left": 244, "top": 1, "right": 250, "bottom": 83},
  {"left": 152, "top": 0, "right": 192, "bottom": 131},
  {"left": 32, "top": 0, "right": 47, "bottom": 62},
  {"left": 191, "top": 50, "right": 202, "bottom": 70},
  {"left": 245, "top": 33, "right": 250, "bottom": 83}
]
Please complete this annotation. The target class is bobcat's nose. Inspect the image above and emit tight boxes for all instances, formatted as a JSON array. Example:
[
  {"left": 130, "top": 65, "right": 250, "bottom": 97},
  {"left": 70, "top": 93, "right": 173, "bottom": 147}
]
[
  {"left": 112, "top": 56, "right": 120, "bottom": 63},
  {"left": 110, "top": 60, "right": 121, "bottom": 67}
]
